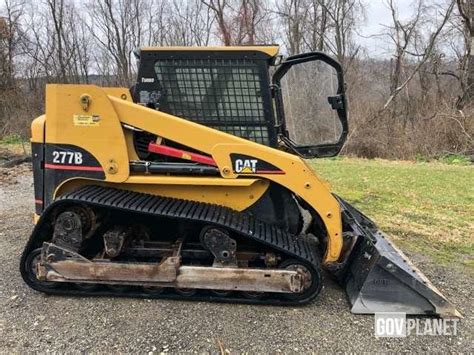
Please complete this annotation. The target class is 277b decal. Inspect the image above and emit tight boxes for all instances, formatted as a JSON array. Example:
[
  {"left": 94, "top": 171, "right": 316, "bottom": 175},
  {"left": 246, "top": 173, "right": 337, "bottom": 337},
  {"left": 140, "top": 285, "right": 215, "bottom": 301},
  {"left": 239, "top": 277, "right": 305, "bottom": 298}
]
[
  {"left": 45, "top": 145, "right": 104, "bottom": 174},
  {"left": 52, "top": 151, "right": 83, "bottom": 165}
]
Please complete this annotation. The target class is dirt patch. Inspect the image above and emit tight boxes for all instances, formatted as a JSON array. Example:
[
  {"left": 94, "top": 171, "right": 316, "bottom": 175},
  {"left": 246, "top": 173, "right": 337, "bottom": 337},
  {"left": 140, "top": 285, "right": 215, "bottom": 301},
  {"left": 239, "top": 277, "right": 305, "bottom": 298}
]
[
  {"left": 0, "top": 163, "right": 32, "bottom": 186},
  {"left": 0, "top": 168, "right": 472, "bottom": 352}
]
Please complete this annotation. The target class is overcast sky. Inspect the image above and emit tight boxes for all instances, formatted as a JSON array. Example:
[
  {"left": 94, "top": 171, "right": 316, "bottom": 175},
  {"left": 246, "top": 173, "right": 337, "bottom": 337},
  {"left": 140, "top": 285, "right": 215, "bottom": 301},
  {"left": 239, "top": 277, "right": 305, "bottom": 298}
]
[{"left": 358, "top": 0, "right": 417, "bottom": 56}]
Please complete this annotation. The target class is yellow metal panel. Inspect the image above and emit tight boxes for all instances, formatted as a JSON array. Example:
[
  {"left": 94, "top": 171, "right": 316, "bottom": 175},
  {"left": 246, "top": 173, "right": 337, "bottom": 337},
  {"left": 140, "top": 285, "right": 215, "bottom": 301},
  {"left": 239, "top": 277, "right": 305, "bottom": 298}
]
[
  {"left": 112, "top": 96, "right": 258, "bottom": 153},
  {"left": 109, "top": 95, "right": 343, "bottom": 264},
  {"left": 55, "top": 178, "right": 269, "bottom": 211},
  {"left": 140, "top": 45, "right": 279, "bottom": 57},
  {"left": 103, "top": 87, "right": 133, "bottom": 101},
  {"left": 212, "top": 144, "right": 343, "bottom": 263},
  {"left": 124, "top": 129, "right": 139, "bottom": 161},
  {"left": 115, "top": 183, "right": 267, "bottom": 211},
  {"left": 45, "top": 85, "right": 130, "bottom": 183},
  {"left": 31, "top": 115, "right": 45, "bottom": 143},
  {"left": 125, "top": 175, "right": 262, "bottom": 186}
]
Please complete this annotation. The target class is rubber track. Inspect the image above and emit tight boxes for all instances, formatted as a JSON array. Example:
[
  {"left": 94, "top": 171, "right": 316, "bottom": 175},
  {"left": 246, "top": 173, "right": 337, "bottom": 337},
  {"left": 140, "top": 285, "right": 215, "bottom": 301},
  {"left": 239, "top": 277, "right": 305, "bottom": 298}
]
[{"left": 20, "top": 185, "right": 322, "bottom": 305}]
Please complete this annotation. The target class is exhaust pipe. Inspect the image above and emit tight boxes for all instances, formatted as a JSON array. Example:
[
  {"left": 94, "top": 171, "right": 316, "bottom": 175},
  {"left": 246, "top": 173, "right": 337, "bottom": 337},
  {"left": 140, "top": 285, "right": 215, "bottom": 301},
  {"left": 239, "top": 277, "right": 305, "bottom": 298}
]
[{"left": 334, "top": 197, "right": 461, "bottom": 318}]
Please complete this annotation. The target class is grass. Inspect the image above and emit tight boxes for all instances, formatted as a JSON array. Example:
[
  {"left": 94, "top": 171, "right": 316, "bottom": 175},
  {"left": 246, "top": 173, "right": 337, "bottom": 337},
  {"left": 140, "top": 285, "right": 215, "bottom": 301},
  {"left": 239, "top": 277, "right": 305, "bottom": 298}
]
[
  {"left": 0, "top": 134, "right": 28, "bottom": 145},
  {"left": 0, "top": 135, "right": 30, "bottom": 155},
  {"left": 310, "top": 158, "right": 473, "bottom": 269}
]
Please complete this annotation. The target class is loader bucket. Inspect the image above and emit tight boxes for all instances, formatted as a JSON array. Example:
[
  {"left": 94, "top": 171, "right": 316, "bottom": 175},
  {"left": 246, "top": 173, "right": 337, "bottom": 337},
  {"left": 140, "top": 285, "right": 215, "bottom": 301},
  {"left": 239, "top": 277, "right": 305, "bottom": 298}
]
[{"left": 335, "top": 197, "right": 461, "bottom": 318}]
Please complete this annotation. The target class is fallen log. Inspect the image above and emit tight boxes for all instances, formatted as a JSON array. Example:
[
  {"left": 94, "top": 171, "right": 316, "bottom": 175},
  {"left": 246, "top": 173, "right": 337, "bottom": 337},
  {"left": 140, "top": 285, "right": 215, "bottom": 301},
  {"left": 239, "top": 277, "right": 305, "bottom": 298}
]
[{"left": 1, "top": 155, "right": 32, "bottom": 168}]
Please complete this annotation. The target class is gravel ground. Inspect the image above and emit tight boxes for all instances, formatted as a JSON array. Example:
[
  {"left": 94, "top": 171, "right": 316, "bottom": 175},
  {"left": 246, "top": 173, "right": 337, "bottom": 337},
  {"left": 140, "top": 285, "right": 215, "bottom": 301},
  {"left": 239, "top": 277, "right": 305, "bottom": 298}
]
[{"left": 0, "top": 165, "right": 472, "bottom": 353}]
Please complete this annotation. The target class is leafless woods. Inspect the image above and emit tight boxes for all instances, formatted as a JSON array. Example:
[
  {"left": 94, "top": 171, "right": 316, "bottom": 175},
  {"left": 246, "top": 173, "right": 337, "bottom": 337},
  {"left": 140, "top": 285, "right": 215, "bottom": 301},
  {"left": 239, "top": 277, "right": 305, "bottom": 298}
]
[{"left": 0, "top": 0, "right": 472, "bottom": 159}]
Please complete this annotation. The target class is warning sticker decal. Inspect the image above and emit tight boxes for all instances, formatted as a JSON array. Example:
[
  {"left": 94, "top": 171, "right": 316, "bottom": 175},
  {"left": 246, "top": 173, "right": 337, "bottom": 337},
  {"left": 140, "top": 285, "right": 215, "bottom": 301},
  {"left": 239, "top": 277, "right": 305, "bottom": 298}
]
[{"left": 73, "top": 114, "right": 101, "bottom": 126}]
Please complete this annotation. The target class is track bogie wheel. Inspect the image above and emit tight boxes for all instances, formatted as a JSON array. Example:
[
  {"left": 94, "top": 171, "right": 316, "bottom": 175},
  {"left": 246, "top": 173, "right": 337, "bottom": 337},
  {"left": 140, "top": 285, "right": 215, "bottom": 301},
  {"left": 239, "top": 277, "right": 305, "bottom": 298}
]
[
  {"left": 176, "top": 288, "right": 197, "bottom": 296},
  {"left": 142, "top": 286, "right": 164, "bottom": 295},
  {"left": 75, "top": 283, "right": 98, "bottom": 291},
  {"left": 107, "top": 284, "right": 131, "bottom": 293}
]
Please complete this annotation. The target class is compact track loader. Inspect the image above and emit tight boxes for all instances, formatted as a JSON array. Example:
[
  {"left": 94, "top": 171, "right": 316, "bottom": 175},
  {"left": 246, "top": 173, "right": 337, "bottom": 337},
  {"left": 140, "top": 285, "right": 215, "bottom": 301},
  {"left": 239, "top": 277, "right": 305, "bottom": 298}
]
[{"left": 21, "top": 46, "right": 460, "bottom": 317}]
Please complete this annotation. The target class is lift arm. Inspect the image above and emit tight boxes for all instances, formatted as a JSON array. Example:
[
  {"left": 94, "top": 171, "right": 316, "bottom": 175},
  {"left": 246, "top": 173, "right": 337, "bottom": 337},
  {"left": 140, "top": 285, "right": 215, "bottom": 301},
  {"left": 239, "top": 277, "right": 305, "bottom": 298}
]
[{"left": 109, "top": 94, "right": 343, "bottom": 264}]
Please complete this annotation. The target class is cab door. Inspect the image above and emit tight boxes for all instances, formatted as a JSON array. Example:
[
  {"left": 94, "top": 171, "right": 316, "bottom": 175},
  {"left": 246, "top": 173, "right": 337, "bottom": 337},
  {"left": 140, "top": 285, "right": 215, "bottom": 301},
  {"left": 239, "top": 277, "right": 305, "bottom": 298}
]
[{"left": 272, "top": 52, "right": 348, "bottom": 158}]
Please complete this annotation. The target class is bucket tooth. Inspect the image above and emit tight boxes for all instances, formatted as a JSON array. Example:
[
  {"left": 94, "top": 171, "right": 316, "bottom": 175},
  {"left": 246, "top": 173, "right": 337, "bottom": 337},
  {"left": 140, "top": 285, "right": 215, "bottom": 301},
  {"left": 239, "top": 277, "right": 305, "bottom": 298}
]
[{"left": 335, "top": 197, "right": 461, "bottom": 318}]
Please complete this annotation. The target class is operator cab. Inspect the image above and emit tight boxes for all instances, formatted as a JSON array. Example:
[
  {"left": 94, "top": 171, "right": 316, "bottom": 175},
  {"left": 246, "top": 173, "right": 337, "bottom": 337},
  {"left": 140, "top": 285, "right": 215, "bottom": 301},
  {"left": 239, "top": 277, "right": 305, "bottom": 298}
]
[{"left": 132, "top": 46, "right": 347, "bottom": 158}]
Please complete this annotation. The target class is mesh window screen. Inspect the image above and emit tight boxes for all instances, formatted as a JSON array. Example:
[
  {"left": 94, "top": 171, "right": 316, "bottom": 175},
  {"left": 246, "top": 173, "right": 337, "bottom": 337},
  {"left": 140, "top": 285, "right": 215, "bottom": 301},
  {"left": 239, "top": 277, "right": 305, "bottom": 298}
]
[{"left": 154, "top": 58, "right": 270, "bottom": 145}]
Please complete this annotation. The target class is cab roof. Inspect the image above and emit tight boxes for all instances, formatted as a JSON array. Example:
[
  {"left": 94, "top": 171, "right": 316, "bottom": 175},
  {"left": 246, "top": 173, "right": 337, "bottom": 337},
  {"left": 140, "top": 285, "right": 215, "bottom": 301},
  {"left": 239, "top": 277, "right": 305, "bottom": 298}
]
[{"left": 139, "top": 45, "right": 279, "bottom": 57}]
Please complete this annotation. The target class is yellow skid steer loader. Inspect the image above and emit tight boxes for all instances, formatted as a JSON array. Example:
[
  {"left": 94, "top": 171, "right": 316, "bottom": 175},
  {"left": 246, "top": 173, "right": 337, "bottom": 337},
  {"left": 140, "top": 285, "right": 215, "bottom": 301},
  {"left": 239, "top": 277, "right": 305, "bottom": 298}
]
[{"left": 21, "top": 46, "right": 460, "bottom": 317}]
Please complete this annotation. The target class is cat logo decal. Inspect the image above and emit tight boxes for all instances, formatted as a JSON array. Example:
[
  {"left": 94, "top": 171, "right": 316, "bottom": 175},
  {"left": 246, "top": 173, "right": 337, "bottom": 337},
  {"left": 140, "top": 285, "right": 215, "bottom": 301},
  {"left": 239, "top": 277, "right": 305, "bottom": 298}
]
[
  {"left": 230, "top": 154, "right": 285, "bottom": 175},
  {"left": 234, "top": 159, "right": 258, "bottom": 173}
]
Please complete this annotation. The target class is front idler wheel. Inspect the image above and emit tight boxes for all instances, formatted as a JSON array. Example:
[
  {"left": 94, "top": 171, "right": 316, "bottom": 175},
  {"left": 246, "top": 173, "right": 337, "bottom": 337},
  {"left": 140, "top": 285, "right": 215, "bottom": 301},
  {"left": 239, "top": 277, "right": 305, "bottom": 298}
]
[
  {"left": 279, "top": 259, "right": 322, "bottom": 302},
  {"left": 24, "top": 248, "right": 58, "bottom": 289}
]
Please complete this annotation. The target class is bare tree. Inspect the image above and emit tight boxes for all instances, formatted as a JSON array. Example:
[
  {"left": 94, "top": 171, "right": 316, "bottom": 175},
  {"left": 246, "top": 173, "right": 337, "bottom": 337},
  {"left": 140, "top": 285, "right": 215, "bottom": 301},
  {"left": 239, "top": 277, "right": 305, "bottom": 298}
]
[
  {"left": 0, "top": 0, "right": 25, "bottom": 90},
  {"left": 0, "top": 0, "right": 27, "bottom": 136},
  {"left": 304, "top": 0, "right": 330, "bottom": 51},
  {"left": 456, "top": 0, "right": 473, "bottom": 104},
  {"left": 87, "top": 0, "right": 146, "bottom": 86},
  {"left": 144, "top": 0, "right": 167, "bottom": 46},
  {"left": 70, "top": 14, "right": 91, "bottom": 83},
  {"left": 381, "top": 0, "right": 455, "bottom": 110},
  {"left": 47, "top": 0, "right": 69, "bottom": 82},
  {"left": 318, "top": 0, "right": 362, "bottom": 65},
  {"left": 202, "top": 0, "right": 270, "bottom": 45},
  {"left": 22, "top": 0, "right": 91, "bottom": 84},
  {"left": 275, "top": 0, "right": 363, "bottom": 65},
  {"left": 275, "top": 0, "right": 309, "bottom": 55},
  {"left": 201, "top": 0, "right": 232, "bottom": 45},
  {"left": 385, "top": 0, "right": 423, "bottom": 94},
  {"left": 163, "top": 0, "right": 214, "bottom": 46},
  {"left": 235, "top": 0, "right": 262, "bottom": 44}
]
